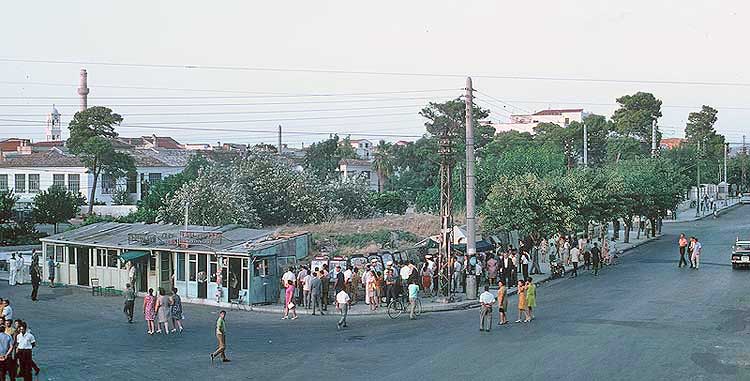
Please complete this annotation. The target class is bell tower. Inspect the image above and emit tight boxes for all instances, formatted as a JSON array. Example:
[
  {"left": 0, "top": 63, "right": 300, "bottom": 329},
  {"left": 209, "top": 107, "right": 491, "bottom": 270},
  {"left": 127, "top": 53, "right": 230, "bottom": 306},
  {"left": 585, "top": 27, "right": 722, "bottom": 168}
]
[{"left": 46, "top": 105, "right": 61, "bottom": 141}]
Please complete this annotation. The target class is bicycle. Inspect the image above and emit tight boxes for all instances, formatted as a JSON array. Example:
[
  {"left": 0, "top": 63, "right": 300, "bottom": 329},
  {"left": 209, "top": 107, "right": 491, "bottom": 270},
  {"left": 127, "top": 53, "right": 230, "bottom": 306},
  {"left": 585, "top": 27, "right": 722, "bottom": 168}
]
[{"left": 387, "top": 295, "right": 422, "bottom": 319}]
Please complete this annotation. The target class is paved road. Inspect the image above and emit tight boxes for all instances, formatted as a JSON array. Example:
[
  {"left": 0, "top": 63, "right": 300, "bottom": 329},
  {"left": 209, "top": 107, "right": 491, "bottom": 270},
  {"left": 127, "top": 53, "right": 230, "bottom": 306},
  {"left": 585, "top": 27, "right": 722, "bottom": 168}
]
[{"left": 4, "top": 207, "right": 750, "bottom": 380}]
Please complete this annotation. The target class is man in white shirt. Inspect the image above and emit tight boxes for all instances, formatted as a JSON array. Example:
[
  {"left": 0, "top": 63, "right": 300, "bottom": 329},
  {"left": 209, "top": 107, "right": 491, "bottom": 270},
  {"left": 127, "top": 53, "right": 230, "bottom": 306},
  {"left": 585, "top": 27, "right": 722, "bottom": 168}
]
[
  {"left": 399, "top": 262, "right": 412, "bottom": 283},
  {"left": 2, "top": 300, "right": 13, "bottom": 321},
  {"left": 452, "top": 257, "right": 462, "bottom": 293},
  {"left": 570, "top": 246, "right": 580, "bottom": 278},
  {"left": 335, "top": 289, "right": 350, "bottom": 330},
  {"left": 479, "top": 285, "right": 495, "bottom": 332},
  {"left": 302, "top": 272, "right": 313, "bottom": 309}
]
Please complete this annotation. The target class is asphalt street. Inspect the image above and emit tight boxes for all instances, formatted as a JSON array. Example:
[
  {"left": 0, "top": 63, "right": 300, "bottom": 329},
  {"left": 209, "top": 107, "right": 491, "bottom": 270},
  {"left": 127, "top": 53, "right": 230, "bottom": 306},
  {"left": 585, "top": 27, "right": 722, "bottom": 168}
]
[{"left": 3, "top": 206, "right": 750, "bottom": 380}]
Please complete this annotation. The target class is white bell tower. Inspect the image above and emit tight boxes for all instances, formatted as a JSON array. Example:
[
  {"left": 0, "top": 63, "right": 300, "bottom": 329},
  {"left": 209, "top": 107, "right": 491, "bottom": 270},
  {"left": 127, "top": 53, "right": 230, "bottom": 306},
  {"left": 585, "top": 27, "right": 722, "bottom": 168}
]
[{"left": 45, "top": 105, "right": 61, "bottom": 141}]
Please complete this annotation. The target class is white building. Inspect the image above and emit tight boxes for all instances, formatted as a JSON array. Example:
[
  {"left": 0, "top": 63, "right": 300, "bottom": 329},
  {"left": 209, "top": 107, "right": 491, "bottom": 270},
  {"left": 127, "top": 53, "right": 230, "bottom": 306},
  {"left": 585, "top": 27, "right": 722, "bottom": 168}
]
[
  {"left": 45, "top": 105, "right": 62, "bottom": 142},
  {"left": 495, "top": 108, "right": 587, "bottom": 134},
  {"left": 349, "top": 139, "right": 373, "bottom": 160},
  {"left": 0, "top": 148, "right": 193, "bottom": 209},
  {"left": 337, "top": 158, "right": 379, "bottom": 191}
]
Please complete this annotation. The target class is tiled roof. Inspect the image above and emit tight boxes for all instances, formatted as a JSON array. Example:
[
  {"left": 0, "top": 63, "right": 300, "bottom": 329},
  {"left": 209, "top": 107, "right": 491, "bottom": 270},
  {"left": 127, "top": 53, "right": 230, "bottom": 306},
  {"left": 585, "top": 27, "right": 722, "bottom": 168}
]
[
  {"left": 30, "top": 141, "right": 65, "bottom": 148},
  {"left": 338, "top": 158, "right": 372, "bottom": 167},
  {"left": 532, "top": 109, "right": 584, "bottom": 116}
]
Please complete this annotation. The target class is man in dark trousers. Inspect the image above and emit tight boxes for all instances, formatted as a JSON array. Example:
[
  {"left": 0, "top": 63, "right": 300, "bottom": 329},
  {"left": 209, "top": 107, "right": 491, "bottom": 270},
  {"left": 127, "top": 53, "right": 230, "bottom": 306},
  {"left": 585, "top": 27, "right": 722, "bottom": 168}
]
[
  {"left": 30, "top": 265, "right": 41, "bottom": 302},
  {"left": 310, "top": 271, "right": 324, "bottom": 316},
  {"left": 591, "top": 243, "right": 601, "bottom": 276},
  {"left": 333, "top": 265, "right": 345, "bottom": 294},
  {"left": 123, "top": 283, "right": 136, "bottom": 323}
]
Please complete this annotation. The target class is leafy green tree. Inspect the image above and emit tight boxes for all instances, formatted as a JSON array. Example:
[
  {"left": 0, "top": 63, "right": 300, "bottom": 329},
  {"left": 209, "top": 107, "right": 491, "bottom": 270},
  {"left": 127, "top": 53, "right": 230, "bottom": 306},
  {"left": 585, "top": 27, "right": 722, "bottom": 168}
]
[
  {"left": 685, "top": 105, "right": 725, "bottom": 162},
  {"left": 303, "top": 135, "right": 357, "bottom": 181},
  {"left": 67, "top": 106, "right": 136, "bottom": 214},
  {"left": 533, "top": 122, "right": 579, "bottom": 169},
  {"left": 482, "top": 173, "right": 576, "bottom": 243},
  {"left": 371, "top": 191, "right": 408, "bottom": 215},
  {"left": 606, "top": 136, "right": 644, "bottom": 163},
  {"left": 32, "top": 185, "right": 84, "bottom": 233},
  {"left": 611, "top": 92, "right": 663, "bottom": 156},
  {"left": 420, "top": 98, "right": 494, "bottom": 154},
  {"left": 0, "top": 190, "right": 18, "bottom": 223},
  {"left": 481, "top": 130, "right": 535, "bottom": 156},
  {"left": 324, "top": 179, "right": 374, "bottom": 219}
]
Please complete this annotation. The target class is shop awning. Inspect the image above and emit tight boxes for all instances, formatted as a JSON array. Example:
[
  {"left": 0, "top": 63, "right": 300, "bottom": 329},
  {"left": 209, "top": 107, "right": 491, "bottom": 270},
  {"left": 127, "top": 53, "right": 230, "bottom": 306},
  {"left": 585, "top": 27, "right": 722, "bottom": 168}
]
[{"left": 120, "top": 250, "right": 149, "bottom": 261}]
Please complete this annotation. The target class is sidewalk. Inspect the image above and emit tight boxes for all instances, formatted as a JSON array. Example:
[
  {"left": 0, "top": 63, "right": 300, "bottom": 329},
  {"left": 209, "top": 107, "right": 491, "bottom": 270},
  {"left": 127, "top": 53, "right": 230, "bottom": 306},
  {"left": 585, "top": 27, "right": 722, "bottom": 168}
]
[
  {"left": 663, "top": 198, "right": 740, "bottom": 224},
  {"left": 246, "top": 233, "right": 659, "bottom": 316}
]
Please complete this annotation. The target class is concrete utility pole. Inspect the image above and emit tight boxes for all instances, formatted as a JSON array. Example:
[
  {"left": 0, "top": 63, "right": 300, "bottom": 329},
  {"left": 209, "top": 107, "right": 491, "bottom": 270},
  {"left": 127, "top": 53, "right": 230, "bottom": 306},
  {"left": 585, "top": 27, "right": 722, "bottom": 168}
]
[
  {"left": 582, "top": 118, "right": 588, "bottom": 167},
  {"left": 651, "top": 120, "right": 658, "bottom": 158},
  {"left": 465, "top": 77, "right": 476, "bottom": 268},
  {"left": 77, "top": 69, "right": 89, "bottom": 112},
  {"left": 278, "top": 125, "right": 282, "bottom": 156},
  {"left": 724, "top": 142, "right": 729, "bottom": 183}
]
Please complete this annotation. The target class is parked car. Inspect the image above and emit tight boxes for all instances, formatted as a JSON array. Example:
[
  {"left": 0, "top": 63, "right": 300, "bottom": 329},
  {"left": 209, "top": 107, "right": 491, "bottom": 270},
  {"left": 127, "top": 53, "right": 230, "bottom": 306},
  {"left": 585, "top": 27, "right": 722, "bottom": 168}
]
[
  {"left": 731, "top": 239, "right": 750, "bottom": 269},
  {"left": 741, "top": 193, "right": 750, "bottom": 204}
]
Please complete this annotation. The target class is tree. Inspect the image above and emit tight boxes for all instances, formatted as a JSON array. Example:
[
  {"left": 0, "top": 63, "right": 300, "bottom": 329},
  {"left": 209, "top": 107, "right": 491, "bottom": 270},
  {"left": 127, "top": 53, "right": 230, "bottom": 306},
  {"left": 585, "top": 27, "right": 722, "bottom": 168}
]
[
  {"left": 67, "top": 106, "right": 136, "bottom": 214},
  {"left": 324, "top": 179, "right": 374, "bottom": 219},
  {"left": 482, "top": 173, "right": 576, "bottom": 243},
  {"left": 481, "top": 130, "right": 534, "bottom": 156},
  {"left": 32, "top": 186, "right": 84, "bottom": 233},
  {"left": 611, "top": 92, "right": 663, "bottom": 155},
  {"left": 533, "top": 122, "right": 579, "bottom": 169},
  {"left": 372, "top": 140, "right": 395, "bottom": 192},
  {"left": 685, "top": 105, "right": 725, "bottom": 162},
  {"left": 303, "top": 135, "right": 357, "bottom": 181},
  {"left": 420, "top": 98, "right": 495, "bottom": 154},
  {"left": 0, "top": 190, "right": 18, "bottom": 223},
  {"left": 371, "top": 191, "right": 408, "bottom": 215}
]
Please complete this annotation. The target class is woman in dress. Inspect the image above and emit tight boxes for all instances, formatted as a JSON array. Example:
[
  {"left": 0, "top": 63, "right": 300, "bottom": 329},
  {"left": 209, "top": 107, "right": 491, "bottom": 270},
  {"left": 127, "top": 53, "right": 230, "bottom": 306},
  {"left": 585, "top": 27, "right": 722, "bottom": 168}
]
[
  {"left": 420, "top": 262, "right": 432, "bottom": 296},
  {"left": 367, "top": 270, "right": 378, "bottom": 311},
  {"left": 516, "top": 279, "right": 528, "bottom": 323},
  {"left": 282, "top": 280, "right": 298, "bottom": 320},
  {"left": 155, "top": 287, "right": 171, "bottom": 335},
  {"left": 525, "top": 278, "right": 536, "bottom": 322},
  {"left": 143, "top": 288, "right": 156, "bottom": 334},
  {"left": 169, "top": 287, "right": 184, "bottom": 333}
]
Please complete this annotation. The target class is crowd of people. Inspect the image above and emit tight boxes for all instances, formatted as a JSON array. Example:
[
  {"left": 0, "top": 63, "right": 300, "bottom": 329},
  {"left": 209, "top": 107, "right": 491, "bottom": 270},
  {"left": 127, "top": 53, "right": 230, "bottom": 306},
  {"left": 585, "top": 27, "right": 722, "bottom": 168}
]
[
  {"left": 0, "top": 298, "right": 39, "bottom": 380},
  {"left": 136, "top": 286, "right": 184, "bottom": 335}
]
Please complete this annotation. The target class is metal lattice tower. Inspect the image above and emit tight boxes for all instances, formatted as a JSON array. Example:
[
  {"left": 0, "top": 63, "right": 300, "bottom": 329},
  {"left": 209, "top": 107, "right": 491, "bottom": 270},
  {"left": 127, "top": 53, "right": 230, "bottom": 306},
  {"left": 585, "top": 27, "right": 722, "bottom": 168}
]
[{"left": 437, "top": 131, "right": 454, "bottom": 299}]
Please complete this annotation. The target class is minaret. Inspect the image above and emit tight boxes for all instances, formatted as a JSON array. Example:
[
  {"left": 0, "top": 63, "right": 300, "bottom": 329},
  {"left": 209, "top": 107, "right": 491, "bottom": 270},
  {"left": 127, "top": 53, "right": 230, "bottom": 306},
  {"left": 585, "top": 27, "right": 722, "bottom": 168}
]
[
  {"left": 77, "top": 68, "right": 89, "bottom": 111},
  {"left": 45, "top": 105, "right": 61, "bottom": 141}
]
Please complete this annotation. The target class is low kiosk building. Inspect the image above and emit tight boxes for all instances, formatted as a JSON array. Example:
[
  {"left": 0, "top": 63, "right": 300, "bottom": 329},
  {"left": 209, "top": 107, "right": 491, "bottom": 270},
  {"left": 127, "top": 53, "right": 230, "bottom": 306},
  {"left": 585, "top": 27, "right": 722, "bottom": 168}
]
[{"left": 39, "top": 222, "right": 308, "bottom": 306}]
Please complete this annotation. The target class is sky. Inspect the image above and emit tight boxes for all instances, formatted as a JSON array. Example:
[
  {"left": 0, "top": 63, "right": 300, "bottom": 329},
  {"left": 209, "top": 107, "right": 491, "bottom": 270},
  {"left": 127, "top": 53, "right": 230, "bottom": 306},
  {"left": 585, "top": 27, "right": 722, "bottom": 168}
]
[{"left": 2, "top": 0, "right": 750, "bottom": 148}]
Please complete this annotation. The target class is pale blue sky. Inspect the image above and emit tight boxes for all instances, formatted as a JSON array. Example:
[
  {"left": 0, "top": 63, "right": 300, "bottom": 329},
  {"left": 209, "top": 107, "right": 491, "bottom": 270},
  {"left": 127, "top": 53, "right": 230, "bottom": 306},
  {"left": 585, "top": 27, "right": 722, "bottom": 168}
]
[{"left": 1, "top": 0, "right": 749, "bottom": 147}]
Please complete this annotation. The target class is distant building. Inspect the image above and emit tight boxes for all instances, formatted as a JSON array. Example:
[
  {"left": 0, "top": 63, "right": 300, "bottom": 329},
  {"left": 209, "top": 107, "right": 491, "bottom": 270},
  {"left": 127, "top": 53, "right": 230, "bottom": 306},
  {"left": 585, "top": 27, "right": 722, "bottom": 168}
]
[
  {"left": 348, "top": 139, "right": 373, "bottom": 160},
  {"left": 495, "top": 109, "right": 587, "bottom": 134},
  {"left": 45, "top": 105, "right": 62, "bottom": 141},
  {"left": 118, "top": 135, "right": 183, "bottom": 150},
  {"left": 0, "top": 147, "right": 193, "bottom": 208},
  {"left": 660, "top": 138, "right": 685, "bottom": 150},
  {"left": 336, "top": 158, "right": 379, "bottom": 191}
]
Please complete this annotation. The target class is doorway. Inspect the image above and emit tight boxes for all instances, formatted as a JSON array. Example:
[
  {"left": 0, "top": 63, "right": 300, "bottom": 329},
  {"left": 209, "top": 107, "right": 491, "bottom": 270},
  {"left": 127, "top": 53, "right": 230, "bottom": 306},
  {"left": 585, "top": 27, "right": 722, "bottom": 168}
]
[
  {"left": 76, "top": 247, "right": 89, "bottom": 286},
  {"left": 159, "top": 252, "right": 173, "bottom": 293},
  {"left": 228, "top": 258, "right": 241, "bottom": 300},
  {"left": 198, "top": 254, "right": 207, "bottom": 299}
]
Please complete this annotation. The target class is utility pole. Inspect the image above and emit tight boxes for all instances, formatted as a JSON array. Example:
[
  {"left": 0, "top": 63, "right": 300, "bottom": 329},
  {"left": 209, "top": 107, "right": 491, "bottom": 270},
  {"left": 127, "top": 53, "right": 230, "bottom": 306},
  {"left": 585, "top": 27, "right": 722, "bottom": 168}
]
[
  {"left": 278, "top": 125, "right": 282, "bottom": 156},
  {"left": 696, "top": 141, "right": 701, "bottom": 217},
  {"left": 743, "top": 135, "right": 748, "bottom": 193},
  {"left": 582, "top": 118, "right": 588, "bottom": 167},
  {"left": 465, "top": 77, "right": 476, "bottom": 265},
  {"left": 651, "top": 120, "right": 658, "bottom": 158},
  {"left": 724, "top": 143, "right": 728, "bottom": 183}
]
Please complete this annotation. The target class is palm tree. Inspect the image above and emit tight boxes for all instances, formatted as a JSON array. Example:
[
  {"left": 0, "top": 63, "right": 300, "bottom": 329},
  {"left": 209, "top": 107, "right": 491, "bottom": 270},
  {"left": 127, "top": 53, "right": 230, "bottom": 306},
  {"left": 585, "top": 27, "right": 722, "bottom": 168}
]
[{"left": 372, "top": 140, "right": 395, "bottom": 192}]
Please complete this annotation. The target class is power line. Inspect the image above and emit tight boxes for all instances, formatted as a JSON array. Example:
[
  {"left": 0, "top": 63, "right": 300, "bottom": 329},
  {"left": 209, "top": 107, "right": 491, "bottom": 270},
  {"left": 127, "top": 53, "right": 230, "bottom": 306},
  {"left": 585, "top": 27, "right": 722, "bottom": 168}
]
[
  {"left": 6, "top": 57, "right": 750, "bottom": 87},
  {"left": 474, "top": 90, "right": 532, "bottom": 114}
]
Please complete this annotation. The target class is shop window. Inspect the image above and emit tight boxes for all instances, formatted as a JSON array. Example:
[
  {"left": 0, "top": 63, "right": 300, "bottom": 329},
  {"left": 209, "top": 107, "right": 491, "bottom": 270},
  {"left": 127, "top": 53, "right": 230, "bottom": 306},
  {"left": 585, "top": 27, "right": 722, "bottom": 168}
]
[
  {"left": 54, "top": 245, "right": 64, "bottom": 263},
  {"left": 254, "top": 258, "right": 269, "bottom": 277},
  {"left": 97, "top": 249, "right": 106, "bottom": 267},
  {"left": 148, "top": 173, "right": 162, "bottom": 185},
  {"left": 107, "top": 250, "right": 118, "bottom": 268},
  {"left": 68, "top": 249, "right": 76, "bottom": 265},
  {"left": 176, "top": 253, "right": 185, "bottom": 281},
  {"left": 189, "top": 254, "right": 197, "bottom": 281},
  {"left": 46, "top": 245, "right": 54, "bottom": 260},
  {"left": 101, "top": 174, "right": 116, "bottom": 195}
]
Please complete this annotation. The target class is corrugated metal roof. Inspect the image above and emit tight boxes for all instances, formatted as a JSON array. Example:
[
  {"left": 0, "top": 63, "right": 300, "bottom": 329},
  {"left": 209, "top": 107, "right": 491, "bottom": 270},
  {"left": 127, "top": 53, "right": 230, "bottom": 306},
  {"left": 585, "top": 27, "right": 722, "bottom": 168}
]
[{"left": 40, "top": 222, "right": 306, "bottom": 256}]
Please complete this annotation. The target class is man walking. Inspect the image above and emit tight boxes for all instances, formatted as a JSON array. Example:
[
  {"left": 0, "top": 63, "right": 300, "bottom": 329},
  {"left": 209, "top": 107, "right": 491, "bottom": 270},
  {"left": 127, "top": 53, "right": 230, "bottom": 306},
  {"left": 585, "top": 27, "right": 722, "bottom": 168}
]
[
  {"left": 30, "top": 265, "right": 41, "bottom": 302},
  {"left": 336, "top": 288, "right": 350, "bottom": 330},
  {"left": 210, "top": 311, "right": 230, "bottom": 363},
  {"left": 408, "top": 280, "right": 420, "bottom": 320},
  {"left": 591, "top": 243, "right": 601, "bottom": 276},
  {"left": 570, "top": 245, "right": 580, "bottom": 278},
  {"left": 479, "top": 285, "right": 495, "bottom": 332},
  {"left": 310, "top": 271, "right": 324, "bottom": 316},
  {"left": 530, "top": 245, "right": 543, "bottom": 275},
  {"left": 691, "top": 237, "right": 702, "bottom": 270},
  {"left": 123, "top": 283, "right": 136, "bottom": 323}
]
